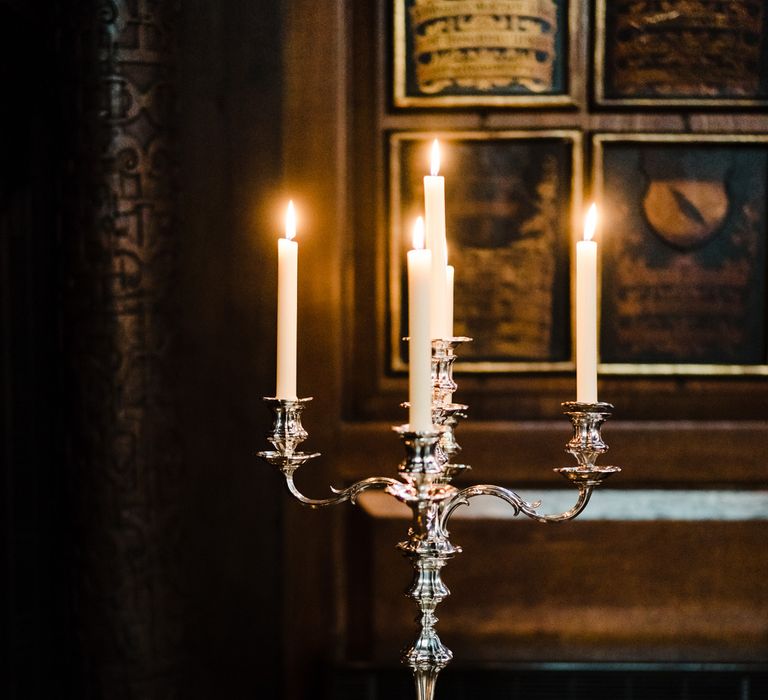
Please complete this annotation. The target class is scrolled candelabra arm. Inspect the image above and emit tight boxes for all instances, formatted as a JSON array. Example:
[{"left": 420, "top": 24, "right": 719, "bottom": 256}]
[
  {"left": 439, "top": 401, "right": 621, "bottom": 530},
  {"left": 283, "top": 472, "right": 401, "bottom": 509},
  {"left": 440, "top": 481, "right": 594, "bottom": 530},
  {"left": 258, "top": 397, "right": 399, "bottom": 509}
]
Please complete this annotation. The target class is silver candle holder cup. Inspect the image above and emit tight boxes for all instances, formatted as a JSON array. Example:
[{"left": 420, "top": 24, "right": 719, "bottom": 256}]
[{"left": 558, "top": 401, "right": 621, "bottom": 487}]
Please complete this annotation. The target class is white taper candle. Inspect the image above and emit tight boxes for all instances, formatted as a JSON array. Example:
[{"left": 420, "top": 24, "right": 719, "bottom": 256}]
[
  {"left": 408, "top": 217, "right": 433, "bottom": 431},
  {"left": 446, "top": 264, "right": 455, "bottom": 339},
  {"left": 424, "top": 139, "right": 449, "bottom": 340},
  {"left": 276, "top": 201, "right": 298, "bottom": 399},
  {"left": 576, "top": 203, "right": 598, "bottom": 403}
]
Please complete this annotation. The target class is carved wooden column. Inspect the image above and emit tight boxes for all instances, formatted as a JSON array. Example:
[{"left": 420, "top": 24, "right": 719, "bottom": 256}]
[{"left": 62, "top": 2, "right": 186, "bottom": 697}]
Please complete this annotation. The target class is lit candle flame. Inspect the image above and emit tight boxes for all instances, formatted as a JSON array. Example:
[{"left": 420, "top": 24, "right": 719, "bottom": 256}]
[
  {"left": 412, "top": 216, "right": 425, "bottom": 250},
  {"left": 584, "top": 202, "right": 597, "bottom": 241},
  {"left": 285, "top": 200, "right": 296, "bottom": 240},
  {"left": 430, "top": 139, "right": 440, "bottom": 177}
]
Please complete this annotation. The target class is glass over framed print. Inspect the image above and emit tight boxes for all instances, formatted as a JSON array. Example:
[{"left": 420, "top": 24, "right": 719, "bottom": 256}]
[
  {"left": 389, "top": 130, "right": 582, "bottom": 372},
  {"left": 593, "top": 134, "right": 768, "bottom": 375},
  {"left": 393, "top": 0, "right": 575, "bottom": 107},
  {"left": 595, "top": 0, "right": 768, "bottom": 107}
]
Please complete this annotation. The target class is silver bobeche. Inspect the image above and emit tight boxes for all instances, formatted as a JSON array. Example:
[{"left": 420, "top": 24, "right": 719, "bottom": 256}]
[{"left": 258, "top": 338, "right": 620, "bottom": 700}]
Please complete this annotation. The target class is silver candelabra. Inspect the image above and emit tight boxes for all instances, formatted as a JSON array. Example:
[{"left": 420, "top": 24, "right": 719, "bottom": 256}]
[{"left": 258, "top": 338, "right": 620, "bottom": 700}]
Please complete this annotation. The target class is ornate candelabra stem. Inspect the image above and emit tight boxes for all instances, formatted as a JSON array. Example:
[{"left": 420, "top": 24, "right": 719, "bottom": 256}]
[
  {"left": 402, "top": 548, "right": 452, "bottom": 700},
  {"left": 389, "top": 428, "right": 459, "bottom": 700}
]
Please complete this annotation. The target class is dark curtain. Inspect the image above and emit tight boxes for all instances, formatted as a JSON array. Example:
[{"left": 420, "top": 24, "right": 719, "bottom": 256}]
[{"left": 2, "top": 2, "right": 285, "bottom": 698}]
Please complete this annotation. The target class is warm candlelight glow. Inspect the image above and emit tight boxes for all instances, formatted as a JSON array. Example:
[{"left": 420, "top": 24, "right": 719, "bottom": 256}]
[
  {"left": 412, "top": 216, "right": 425, "bottom": 250},
  {"left": 285, "top": 200, "right": 296, "bottom": 241},
  {"left": 430, "top": 139, "right": 440, "bottom": 177},
  {"left": 584, "top": 202, "right": 597, "bottom": 242}
]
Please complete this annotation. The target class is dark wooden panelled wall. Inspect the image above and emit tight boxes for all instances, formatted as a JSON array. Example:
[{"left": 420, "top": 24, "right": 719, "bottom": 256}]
[{"left": 1, "top": 2, "right": 766, "bottom": 700}]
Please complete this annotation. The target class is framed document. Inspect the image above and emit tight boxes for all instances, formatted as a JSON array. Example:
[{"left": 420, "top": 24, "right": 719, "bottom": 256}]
[
  {"left": 595, "top": 0, "right": 768, "bottom": 106},
  {"left": 593, "top": 134, "right": 768, "bottom": 374},
  {"left": 393, "top": 0, "right": 575, "bottom": 107},
  {"left": 389, "top": 131, "right": 582, "bottom": 372}
]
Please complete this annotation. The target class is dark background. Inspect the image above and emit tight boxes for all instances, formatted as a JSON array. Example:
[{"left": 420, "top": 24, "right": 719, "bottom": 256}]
[{"left": 2, "top": 1, "right": 287, "bottom": 698}]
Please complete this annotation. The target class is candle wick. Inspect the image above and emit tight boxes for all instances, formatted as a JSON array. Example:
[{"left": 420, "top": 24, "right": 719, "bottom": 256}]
[
  {"left": 286, "top": 200, "right": 297, "bottom": 240},
  {"left": 584, "top": 203, "right": 597, "bottom": 241}
]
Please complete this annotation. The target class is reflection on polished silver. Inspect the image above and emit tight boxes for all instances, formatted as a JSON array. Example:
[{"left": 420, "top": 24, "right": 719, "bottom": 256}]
[
  {"left": 557, "top": 401, "right": 621, "bottom": 487},
  {"left": 257, "top": 340, "right": 621, "bottom": 700},
  {"left": 258, "top": 397, "right": 314, "bottom": 462},
  {"left": 431, "top": 337, "right": 470, "bottom": 406},
  {"left": 431, "top": 338, "right": 471, "bottom": 476}
]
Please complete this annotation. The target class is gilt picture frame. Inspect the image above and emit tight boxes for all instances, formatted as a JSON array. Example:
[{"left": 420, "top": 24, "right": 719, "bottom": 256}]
[
  {"left": 393, "top": 0, "right": 576, "bottom": 107},
  {"left": 593, "top": 133, "right": 768, "bottom": 375},
  {"left": 389, "top": 130, "right": 583, "bottom": 373},
  {"left": 594, "top": 0, "right": 768, "bottom": 107}
]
